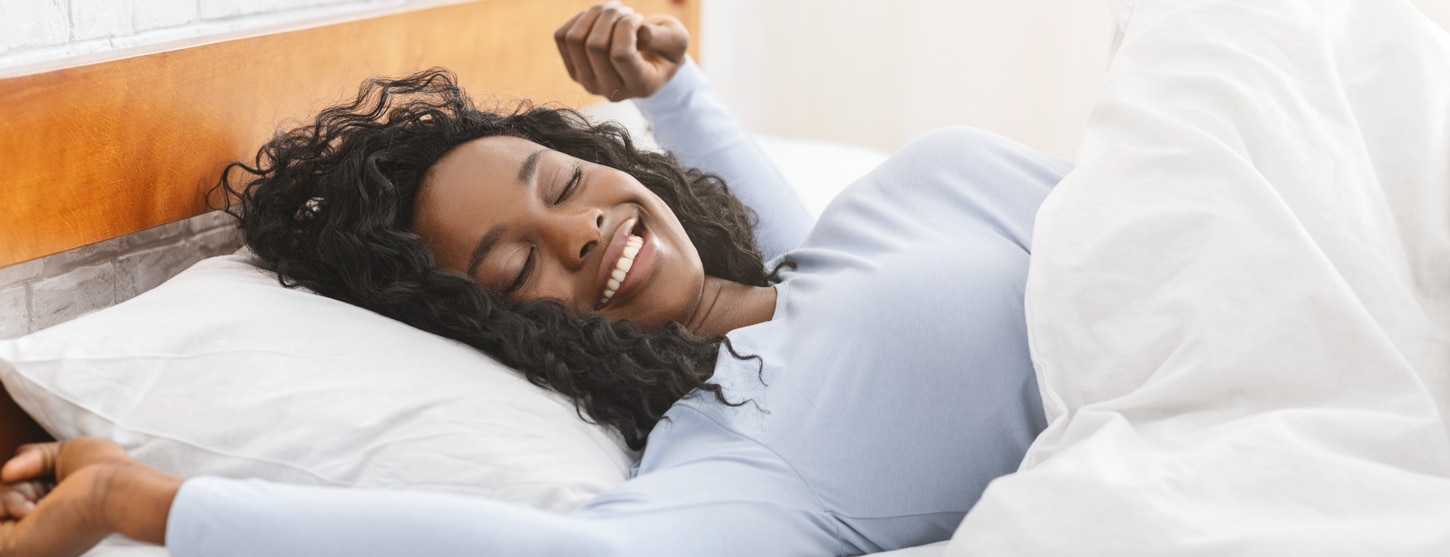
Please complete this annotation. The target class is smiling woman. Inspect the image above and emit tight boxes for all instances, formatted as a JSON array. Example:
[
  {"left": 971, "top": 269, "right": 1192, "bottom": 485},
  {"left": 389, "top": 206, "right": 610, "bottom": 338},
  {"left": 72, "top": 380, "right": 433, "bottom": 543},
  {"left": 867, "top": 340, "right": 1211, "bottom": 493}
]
[
  {"left": 219, "top": 65, "right": 769, "bottom": 453},
  {"left": 0, "top": 2, "right": 1068, "bottom": 556},
  {"left": 413, "top": 135, "right": 748, "bottom": 328}
]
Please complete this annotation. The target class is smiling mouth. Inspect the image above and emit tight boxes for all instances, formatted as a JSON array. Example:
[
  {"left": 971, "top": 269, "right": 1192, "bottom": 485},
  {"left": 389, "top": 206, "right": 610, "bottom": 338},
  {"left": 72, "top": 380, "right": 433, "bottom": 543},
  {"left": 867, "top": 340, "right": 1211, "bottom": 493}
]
[{"left": 598, "top": 220, "right": 646, "bottom": 308}]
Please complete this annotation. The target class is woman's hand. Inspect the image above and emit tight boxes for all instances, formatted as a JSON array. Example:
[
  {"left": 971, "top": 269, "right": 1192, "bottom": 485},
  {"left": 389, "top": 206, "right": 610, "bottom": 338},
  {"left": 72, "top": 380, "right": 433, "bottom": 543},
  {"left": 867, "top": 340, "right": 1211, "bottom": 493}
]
[
  {"left": 555, "top": 1, "right": 690, "bottom": 101},
  {"left": 0, "top": 438, "right": 180, "bottom": 557}
]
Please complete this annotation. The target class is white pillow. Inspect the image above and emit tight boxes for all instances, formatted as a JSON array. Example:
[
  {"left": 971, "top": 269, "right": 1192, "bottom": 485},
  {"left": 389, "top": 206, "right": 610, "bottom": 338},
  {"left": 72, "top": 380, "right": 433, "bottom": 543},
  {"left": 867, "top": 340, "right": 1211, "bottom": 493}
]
[{"left": 0, "top": 251, "right": 633, "bottom": 513}]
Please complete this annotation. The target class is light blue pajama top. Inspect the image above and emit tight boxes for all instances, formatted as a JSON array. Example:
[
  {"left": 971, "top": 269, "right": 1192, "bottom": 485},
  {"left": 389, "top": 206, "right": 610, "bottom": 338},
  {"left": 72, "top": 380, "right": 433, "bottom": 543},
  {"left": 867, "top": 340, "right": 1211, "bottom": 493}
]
[{"left": 166, "top": 60, "right": 1072, "bottom": 557}]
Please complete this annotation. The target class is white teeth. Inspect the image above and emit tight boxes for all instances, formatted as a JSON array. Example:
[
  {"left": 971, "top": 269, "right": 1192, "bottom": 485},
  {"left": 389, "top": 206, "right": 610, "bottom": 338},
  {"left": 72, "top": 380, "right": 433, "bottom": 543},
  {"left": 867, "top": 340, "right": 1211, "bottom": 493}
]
[{"left": 599, "top": 234, "right": 644, "bottom": 307}]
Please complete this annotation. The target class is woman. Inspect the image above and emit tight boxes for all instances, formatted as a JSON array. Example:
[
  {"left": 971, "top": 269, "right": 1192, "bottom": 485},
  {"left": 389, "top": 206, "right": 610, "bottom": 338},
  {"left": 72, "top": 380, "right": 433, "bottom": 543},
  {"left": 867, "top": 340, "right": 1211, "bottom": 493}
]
[{"left": 0, "top": 3, "right": 1070, "bottom": 556}]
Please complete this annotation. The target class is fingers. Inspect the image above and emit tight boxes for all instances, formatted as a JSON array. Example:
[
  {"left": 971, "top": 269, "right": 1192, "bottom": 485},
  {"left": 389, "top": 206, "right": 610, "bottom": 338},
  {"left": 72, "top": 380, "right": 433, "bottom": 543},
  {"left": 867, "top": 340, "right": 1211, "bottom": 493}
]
[
  {"left": 555, "top": 3, "right": 691, "bottom": 99},
  {"left": 610, "top": 13, "right": 650, "bottom": 90},
  {"left": 1, "top": 438, "right": 130, "bottom": 486},
  {"left": 553, "top": 11, "right": 584, "bottom": 84},
  {"left": 0, "top": 481, "right": 48, "bottom": 520},
  {"left": 1, "top": 444, "right": 57, "bottom": 484},
  {"left": 556, "top": 3, "right": 608, "bottom": 94},
  {"left": 638, "top": 15, "right": 689, "bottom": 64},
  {"left": 556, "top": 2, "right": 645, "bottom": 98},
  {"left": 583, "top": 4, "right": 635, "bottom": 99},
  {"left": 0, "top": 467, "right": 118, "bottom": 557}
]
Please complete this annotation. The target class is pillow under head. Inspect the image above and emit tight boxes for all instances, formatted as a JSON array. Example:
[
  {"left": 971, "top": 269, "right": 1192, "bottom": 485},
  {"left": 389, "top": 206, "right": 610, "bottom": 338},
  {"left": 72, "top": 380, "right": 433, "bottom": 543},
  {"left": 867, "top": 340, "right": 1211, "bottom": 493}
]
[{"left": 0, "top": 251, "right": 633, "bottom": 512}]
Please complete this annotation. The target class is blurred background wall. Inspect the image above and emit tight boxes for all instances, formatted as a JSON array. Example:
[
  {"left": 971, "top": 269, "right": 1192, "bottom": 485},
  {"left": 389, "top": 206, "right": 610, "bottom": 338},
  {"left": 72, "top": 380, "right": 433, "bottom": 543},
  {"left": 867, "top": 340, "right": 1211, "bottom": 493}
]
[
  {"left": 2, "top": 0, "right": 1447, "bottom": 160},
  {"left": 701, "top": 0, "right": 1450, "bottom": 158}
]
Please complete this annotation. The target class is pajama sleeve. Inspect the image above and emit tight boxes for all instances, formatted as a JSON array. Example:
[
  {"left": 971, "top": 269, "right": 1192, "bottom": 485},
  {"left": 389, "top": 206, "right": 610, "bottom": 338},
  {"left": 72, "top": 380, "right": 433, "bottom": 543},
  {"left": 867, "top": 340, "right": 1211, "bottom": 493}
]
[
  {"left": 632, "top": 58, "right": 813, "bottom": 261},
  {"left": 165, "top": 478, "right": 620, "bottom": 557},
  {"left": 166, "top": 461, "right": 839, "bottom": 557}
]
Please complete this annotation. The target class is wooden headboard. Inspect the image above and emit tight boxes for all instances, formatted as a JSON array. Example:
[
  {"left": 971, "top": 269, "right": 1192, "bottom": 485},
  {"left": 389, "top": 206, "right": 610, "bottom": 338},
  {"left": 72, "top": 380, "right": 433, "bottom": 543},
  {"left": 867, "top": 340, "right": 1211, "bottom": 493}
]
[
  {"left": 0, "top": 0, "right": 699, "bottom": 453},
  {"left": 0, "top": 0, "right": 699, "bottom": 269}
]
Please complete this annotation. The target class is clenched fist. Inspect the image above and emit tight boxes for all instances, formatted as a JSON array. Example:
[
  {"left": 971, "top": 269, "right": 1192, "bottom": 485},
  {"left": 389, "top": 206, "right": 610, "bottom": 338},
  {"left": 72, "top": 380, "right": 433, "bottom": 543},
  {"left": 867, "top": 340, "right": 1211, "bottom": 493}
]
[{"left": 555, "top": 1, "right": 690, "bottom": 101}]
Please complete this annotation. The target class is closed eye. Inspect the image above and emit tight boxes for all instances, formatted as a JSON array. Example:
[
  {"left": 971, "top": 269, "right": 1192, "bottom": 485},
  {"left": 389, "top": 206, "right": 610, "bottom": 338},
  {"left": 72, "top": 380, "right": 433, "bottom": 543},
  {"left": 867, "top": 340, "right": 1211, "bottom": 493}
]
[
  {"left": 555, "top": 165, "right": 582, "bottom": 205},
  {"left": 506, "top": 247, "right": 535, "bottom": 294}
]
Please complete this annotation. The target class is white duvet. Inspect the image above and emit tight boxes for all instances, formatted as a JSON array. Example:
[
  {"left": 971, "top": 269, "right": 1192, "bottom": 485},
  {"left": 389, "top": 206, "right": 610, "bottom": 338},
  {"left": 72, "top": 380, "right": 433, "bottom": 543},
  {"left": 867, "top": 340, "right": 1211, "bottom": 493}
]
[{"left": 950, "top": 0, "right": 1450, "bottom": 555}]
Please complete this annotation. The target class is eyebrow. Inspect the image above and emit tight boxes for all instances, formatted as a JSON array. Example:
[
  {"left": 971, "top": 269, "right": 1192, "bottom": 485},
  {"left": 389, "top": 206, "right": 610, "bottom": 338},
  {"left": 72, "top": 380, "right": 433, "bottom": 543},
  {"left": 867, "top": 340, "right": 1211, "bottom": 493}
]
[{"left": 517, "top": 149, "right": 547, "bottom": 185}]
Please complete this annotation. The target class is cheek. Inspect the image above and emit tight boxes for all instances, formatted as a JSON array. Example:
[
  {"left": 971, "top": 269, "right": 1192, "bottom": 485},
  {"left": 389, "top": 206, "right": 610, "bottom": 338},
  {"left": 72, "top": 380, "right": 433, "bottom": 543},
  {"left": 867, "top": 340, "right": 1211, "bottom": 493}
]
[
  {"left": 611, "top": 239, "right": 704, "bottom": 328},
  {"left": 659, "top": 239, "right": 707, "bottom": 315}
]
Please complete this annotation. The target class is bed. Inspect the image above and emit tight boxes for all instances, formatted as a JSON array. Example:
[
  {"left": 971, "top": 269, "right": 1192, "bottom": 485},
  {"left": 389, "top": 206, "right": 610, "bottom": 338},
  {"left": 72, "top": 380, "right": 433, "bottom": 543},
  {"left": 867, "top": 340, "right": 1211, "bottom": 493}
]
[{"left": 2, "top": 0, "right": 1449, "bottom": 555}]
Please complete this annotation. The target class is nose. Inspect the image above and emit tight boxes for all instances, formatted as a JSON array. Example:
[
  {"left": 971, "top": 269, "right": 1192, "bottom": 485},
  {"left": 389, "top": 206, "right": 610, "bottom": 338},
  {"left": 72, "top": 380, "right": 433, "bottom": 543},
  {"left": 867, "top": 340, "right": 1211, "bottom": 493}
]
[{"left": 543, "top": 206, "right": 605, "bottom": 269}]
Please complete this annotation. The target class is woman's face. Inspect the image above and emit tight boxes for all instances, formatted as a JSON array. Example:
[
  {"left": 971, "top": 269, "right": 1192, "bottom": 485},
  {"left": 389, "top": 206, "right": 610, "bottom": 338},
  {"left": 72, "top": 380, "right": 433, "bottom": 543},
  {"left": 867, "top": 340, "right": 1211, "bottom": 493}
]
[{"left": 412, "top": 135, "right": 704, "bottom": 328}]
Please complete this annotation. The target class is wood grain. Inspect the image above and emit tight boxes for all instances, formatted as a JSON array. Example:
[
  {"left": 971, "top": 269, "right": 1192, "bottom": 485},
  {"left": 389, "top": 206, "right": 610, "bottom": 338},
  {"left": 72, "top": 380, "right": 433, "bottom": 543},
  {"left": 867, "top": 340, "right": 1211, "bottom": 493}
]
[{"left": 0, "top": 0, "right": 699, "bottom": 268}]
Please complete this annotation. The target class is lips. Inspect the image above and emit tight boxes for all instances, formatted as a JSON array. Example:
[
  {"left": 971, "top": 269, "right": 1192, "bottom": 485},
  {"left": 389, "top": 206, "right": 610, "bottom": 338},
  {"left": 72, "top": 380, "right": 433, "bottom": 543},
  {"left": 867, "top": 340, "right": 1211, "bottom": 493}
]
[
  {"left": 600, "top": 234, "right": 642, "bottom": 306},
  {"left": 595, "top": 216, "right": 647, "bottom": 310}
]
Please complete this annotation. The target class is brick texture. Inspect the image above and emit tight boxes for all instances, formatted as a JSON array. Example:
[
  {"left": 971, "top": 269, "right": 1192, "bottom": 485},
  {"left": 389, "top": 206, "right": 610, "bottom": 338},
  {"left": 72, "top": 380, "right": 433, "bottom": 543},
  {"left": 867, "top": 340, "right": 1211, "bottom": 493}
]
[
  {"left": 0, "top": 0, "right": 70, "bottom": 52},
  {"left": 0, "top": 260, "right": 43, "bottom": 287},
  {"left": 0, "top": 285, "right": 28, "bottom": 340},
  {"left": 1, "top": 0, "right": 425, "bottom": 72},
  {"left": 0, "top": 212, "right": 244, "bottom": 337},
  {"left": 121, "top": 218, "right": 191, "bottom": 250},
  {"left": 30, "top": 262, "right": 117, "bottom": 331},
  {"left": 133, "top": 0, "right": 196, "bottom": 32},
  {"left": 70, "top": 0, "right": 135, "bottom": 40},
  {"left": 191, "top": 209, "right": 240, "bottom": 233},
  {"left": 114, "top": 244, "right": 197, "bottom": 301}
]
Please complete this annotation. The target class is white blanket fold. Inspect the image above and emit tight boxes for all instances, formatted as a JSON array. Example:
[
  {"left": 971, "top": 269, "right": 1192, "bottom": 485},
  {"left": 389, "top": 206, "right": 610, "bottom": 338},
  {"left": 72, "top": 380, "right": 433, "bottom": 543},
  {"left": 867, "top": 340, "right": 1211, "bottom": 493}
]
[{"left": 951, "top": 0, "right": 1450, "bottom": 554}]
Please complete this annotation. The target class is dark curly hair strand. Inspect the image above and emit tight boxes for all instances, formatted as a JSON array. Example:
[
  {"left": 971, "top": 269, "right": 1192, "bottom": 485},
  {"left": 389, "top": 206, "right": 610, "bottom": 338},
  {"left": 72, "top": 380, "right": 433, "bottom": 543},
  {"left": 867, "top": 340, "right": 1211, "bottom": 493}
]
[{"left": 214, "top": 68, "right": 769, "bottom": 450}]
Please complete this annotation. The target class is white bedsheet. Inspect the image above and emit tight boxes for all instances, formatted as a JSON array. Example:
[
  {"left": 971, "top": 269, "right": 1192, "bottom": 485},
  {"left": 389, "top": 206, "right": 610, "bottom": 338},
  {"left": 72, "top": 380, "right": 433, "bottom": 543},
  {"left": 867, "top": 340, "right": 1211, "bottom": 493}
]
[{"left": 951, "top": 0, "right": 1450, "bottom": 555}]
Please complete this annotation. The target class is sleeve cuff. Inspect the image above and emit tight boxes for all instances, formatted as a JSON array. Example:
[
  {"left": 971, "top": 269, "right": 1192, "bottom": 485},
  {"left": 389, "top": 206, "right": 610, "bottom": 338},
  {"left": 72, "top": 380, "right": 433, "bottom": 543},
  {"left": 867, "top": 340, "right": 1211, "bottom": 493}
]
[
  {"left": 164, "top": 477, "right": 213, "bottom": 557},
  {"left": 632, "top": 56, "right": 708, "bottom": 121}
]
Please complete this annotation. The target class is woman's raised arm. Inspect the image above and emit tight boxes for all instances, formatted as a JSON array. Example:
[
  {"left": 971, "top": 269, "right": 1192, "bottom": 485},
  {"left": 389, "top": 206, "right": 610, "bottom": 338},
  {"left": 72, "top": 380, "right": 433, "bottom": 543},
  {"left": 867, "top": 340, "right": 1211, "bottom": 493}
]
[{"left": 555, "top": 2, "right": 812, "bottom": 261}]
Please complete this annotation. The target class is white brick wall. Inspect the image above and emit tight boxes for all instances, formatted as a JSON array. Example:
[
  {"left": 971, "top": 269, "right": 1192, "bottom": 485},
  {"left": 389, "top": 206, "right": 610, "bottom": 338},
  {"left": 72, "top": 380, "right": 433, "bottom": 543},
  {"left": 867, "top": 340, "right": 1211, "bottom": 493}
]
[
  {"left": 0, "top": 0, "right": 444, "bottom": 338},
  {"left": 0, "top": 1, "right": 70, "bottom": 52},
  {"left": 71, "top": 0, "right": 135, "bottom": 41},
  {"left": 0, "top": 0, "right": 434, "bottom": 71},
  {"left": 134, "top": 0, "right": 198, "bottom": 32}
]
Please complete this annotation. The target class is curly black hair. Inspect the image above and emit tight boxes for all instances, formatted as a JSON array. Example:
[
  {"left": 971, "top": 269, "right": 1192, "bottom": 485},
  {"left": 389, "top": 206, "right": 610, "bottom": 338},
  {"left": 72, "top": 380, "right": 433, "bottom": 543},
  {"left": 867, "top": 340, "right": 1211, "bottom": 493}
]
[{"left": 214, "top": 68, "right": 769, "bottom": 450}]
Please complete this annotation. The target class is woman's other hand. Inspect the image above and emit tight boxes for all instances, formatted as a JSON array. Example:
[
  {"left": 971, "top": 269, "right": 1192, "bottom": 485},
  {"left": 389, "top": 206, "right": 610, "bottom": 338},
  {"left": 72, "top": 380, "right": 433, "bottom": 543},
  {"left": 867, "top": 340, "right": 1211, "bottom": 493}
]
[
  {"left": 0, "top": 438, "right": 180, "bottom": 557},
  {"left": 555, "top": 1, "right": 690, "bottom": 101}
]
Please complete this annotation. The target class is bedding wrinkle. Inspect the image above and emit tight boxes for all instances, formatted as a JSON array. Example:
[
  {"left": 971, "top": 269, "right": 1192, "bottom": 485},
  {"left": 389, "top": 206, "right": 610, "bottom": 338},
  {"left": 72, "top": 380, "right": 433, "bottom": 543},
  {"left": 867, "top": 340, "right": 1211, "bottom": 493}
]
[{"left": 0, "top": 355, "right": 355, "bottom": 490}]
